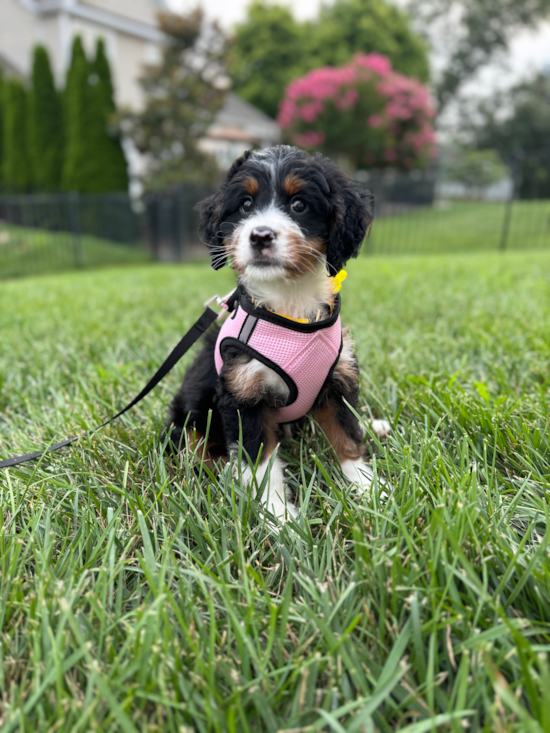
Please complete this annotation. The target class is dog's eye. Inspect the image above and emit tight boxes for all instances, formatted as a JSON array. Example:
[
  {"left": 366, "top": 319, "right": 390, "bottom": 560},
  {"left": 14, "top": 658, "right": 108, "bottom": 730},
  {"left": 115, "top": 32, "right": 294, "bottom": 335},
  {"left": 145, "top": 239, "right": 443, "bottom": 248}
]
[
  {"left": 241, "top": 197, "right": 254, "bottom": 214},
  {"left": 291, "top": 198, "right": 306, "bottom": 213}
]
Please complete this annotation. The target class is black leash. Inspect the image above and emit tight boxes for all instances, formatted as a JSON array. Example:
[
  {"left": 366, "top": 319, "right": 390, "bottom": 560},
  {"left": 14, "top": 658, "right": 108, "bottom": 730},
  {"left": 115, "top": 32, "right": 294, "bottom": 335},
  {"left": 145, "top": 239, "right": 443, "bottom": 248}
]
[{"left": 0, "top": 303, "right": 223, "bottom": 470}]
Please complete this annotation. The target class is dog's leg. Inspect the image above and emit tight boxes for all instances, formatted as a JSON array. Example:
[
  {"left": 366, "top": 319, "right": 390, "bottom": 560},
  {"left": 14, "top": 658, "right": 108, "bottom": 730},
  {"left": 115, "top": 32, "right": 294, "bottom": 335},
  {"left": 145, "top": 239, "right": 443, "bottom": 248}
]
[
  {"left": 311, "top": 398, "right": 377, "bottom": 494},
  {"left": 217, "top": 355, "right": 297, "bottom": 523},
  {"left": 311, "top": 330, "right": 390, "bottom": 496},
  {"left": 217, "top": 391, "right": 297, "bottom": 521},
  {"left": 166, "top": 328, "right": 227, "bottom": 461}
]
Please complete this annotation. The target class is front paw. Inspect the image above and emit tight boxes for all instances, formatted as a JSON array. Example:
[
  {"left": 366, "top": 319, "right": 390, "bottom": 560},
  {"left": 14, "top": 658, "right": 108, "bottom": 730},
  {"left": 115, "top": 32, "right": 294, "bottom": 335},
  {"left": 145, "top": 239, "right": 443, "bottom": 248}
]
[
  {"left": 240, "top": 455, "right": 298, "bottom": 524},
  {"left": 371, "top": 419, "right": 391, "bottom": 439},
  {"left": 341, "top": 459, "right": 391, "bottom": 500}
]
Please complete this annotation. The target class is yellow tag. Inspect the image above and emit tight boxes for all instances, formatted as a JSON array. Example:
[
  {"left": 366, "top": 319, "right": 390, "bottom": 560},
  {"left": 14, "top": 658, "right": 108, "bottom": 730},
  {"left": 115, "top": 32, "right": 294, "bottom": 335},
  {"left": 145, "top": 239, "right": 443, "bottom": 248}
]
[{"left": 330, "top": 270, "right": 348, "bottom": 294}]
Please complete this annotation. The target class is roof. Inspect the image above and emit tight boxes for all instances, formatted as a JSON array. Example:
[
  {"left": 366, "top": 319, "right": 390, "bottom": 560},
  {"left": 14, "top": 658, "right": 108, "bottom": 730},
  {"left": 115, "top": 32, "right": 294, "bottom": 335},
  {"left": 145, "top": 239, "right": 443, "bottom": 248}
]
[
  {"left": 208, "top": 93, "right": 280, "bottom": 145},
  {"left": 18, "top": 0, "right": 164, "bottom": 42}
]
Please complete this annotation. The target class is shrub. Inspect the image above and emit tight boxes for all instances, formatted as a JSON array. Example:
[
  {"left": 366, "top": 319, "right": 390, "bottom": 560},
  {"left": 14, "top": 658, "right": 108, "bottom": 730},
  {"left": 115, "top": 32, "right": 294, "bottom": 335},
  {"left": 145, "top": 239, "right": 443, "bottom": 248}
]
[
  {"left": 62, "top": 37, "right": 93, "bottom": 191},
  {"left": 0, "top": 68, "right": 4, "bottom": 187},
  {"left": 229, "top": 0, "right": 429, "bottom": 119},
  {"left": 29, "top": 46, "right": 64, "bottom": 191},
  {"left": 91, "top": 39, "right": 128, "bottom": 193},
  {"left": 2, "top": 78, "right": 32, "bottom": 192},
  {"left": 123, "top": 10, "right": 226, "bottom": 188},
  {"left": 63, "top": 36, "right": 128, "bottom": 193},
  {"left": 278, "top": 53, "right": 437, "bottom": 171}
]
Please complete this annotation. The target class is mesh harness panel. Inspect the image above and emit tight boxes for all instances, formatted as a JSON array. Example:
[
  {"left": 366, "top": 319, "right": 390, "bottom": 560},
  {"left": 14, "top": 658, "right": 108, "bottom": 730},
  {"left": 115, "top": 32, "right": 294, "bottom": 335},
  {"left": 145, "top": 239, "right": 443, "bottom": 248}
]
[{"left": 215, "top": 290, "right": 343, "bottom": 423}]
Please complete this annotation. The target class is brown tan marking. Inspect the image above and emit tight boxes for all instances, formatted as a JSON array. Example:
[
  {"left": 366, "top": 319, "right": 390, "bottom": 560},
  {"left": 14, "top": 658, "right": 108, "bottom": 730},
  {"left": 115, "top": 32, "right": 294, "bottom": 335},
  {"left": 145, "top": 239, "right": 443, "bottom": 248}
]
[
  {"left": 225, "top": 355, "right": 264, "bottom": 404},
  {"left": 283, "top": 234, "right": 326, "bottom": 280},
  {"left": 283, "top": 174, "right": 307, "bottom": 196},
  {"left": 226, "top": 227, "right": 245, "bottom": 274},
  {"left": 311, "top": 403, "right": 364, "bottom": 463},
  {"left": 260, "top": 409, "right": 280, "bottom": 458},
  {"left": 243, "top": 176, "right": 260, "bottom": 196},
  {"left": 185, "top": 429, "right": 228, "bottom": 469},
  {"left": 332, "top": 330, "right": 359, "bottom": 391},
  {"left": 223, "top": 355, "right": 288, "bottom": 407}
]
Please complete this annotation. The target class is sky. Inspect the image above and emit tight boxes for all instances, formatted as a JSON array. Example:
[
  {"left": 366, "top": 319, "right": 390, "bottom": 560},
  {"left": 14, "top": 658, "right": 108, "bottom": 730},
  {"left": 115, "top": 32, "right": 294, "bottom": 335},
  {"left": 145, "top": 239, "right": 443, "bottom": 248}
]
[{"left": 168, "top": 0, "right": 550, "bottom": 94}]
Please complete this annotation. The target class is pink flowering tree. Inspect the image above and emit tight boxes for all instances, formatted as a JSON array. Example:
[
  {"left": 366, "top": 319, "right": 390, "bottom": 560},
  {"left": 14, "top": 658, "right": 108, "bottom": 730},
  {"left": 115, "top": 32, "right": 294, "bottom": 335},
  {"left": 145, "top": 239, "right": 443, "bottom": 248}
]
[{"left": 278, "top": 53, "right": 437, "bottom": 171}]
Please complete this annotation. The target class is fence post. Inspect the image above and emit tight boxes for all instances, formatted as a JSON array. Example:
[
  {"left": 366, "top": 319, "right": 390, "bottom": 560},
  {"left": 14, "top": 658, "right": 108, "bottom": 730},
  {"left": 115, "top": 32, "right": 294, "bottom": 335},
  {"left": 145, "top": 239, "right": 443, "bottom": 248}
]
[
  {"left": 69, "top": 192, "right": 83, "bottom": 266},
  {"left": 499, "top": 153, "right": 523, "bottom": 252}
]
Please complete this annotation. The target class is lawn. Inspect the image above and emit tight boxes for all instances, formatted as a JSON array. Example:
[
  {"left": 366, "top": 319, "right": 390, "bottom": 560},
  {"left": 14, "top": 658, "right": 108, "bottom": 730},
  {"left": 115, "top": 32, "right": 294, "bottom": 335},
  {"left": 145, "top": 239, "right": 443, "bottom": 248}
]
[
  {"left": 0, "top": 223, "right": 150, "bottom": 280},
  {"left": 1, "top": 251, "right": 550, "bottom": 731},
  {"left": 369, "top": 200, "right": 550, "bottom": 255}
]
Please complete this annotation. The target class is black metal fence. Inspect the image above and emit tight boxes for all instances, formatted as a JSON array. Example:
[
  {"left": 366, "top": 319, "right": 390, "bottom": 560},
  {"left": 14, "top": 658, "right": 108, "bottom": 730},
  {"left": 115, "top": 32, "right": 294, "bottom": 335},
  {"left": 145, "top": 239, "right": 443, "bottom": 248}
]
[
  {"left": 0, "top": 193, "right": 148, "bottom": 280},
  {"left": 143, "top": 183, "right": 215, "bottom": 262},
  {"left": 1, "top": 175, "right": 550, "bottom": 281}
]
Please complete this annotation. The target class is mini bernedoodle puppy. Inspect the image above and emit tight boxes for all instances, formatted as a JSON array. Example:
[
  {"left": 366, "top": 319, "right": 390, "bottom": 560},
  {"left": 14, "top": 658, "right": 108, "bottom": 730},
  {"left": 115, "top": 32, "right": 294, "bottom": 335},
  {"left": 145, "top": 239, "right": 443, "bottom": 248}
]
[{"left": 166, "top": 145, "right": 390, "bottom": 522}]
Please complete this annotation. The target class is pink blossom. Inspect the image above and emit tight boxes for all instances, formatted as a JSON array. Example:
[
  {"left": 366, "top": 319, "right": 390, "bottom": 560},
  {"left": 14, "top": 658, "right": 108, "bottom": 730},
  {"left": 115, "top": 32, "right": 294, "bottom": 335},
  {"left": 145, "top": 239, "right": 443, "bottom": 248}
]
[
  {"left": 294, "top": 131, "right": 326, "bottom": 148},
  {"left": 299, "top": 101, "right": 324, "bottom": 123},
  {"left": 354, "top": 53, "right": 392, "bottom": 76},
  {"left": 276, "top": 51, "right": 437, "bottom": 169}
]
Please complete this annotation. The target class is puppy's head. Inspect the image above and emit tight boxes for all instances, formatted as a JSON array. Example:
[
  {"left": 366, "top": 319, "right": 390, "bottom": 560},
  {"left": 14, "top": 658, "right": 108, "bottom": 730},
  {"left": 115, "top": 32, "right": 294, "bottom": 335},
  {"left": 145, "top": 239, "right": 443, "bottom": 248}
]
[{"left": 198, "top": 146, "right": 374, "bottom": 282}]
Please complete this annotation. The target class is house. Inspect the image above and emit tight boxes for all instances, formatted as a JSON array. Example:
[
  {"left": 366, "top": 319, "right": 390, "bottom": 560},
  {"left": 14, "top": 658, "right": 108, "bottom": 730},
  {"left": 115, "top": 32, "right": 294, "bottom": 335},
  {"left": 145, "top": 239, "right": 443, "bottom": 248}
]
[
  {"left": 200, "top": 93, "right": 281, "bottom": 169},
  {"left": 0, "top": 0, "right": 280, "bottom": 180},
  {"left": 0, "top": 0, "right": 165, "bottom": 109}
]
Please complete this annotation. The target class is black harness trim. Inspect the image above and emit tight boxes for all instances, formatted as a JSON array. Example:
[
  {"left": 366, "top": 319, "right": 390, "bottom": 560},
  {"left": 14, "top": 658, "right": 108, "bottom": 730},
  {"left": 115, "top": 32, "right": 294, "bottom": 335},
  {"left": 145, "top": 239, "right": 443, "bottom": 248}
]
[{"left": 237, "top": 290, "right": 341, "bottom": 332}]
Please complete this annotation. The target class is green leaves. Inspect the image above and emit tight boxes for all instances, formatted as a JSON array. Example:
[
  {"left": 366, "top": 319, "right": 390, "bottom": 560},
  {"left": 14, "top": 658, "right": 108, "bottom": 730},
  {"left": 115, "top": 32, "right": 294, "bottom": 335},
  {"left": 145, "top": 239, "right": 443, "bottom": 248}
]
[{"left": 229, "top": 0, "right": 429, "bottom": 119}]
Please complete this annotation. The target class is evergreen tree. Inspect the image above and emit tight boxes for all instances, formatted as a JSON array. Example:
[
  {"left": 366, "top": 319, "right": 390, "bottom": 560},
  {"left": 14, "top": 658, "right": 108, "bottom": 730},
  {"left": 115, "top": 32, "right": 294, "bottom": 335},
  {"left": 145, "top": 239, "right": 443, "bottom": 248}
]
[
  {"left": 30, "top": 45, "right": 63, "bottom": 191},
  {"left": 0, "top": 68, "right": 4, "bottom": 188},
  {"left": 2, "top": 78, "right": 32, "bottom": 192},
  {"left": 63, "top": 36, "right": 128, "bottom": 192},
  {"left": 62, "top": 36, "right": 91, "bottom": 191},
  {"left": 91, "top": 38, "right": 128, "bottom": 192}
]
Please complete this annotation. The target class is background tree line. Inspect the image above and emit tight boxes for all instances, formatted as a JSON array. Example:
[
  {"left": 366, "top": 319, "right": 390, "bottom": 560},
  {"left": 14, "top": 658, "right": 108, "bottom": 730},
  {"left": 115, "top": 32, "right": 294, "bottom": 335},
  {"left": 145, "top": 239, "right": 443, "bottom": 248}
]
[
  {"left": 0, "top": 38, "right": 127, "bottom": 194},
  {"left": 128, "top": 0, "right": 432, "bottom": 189},
  {"left": 227, "top": 0, "right": 550, "bottom": 198}
]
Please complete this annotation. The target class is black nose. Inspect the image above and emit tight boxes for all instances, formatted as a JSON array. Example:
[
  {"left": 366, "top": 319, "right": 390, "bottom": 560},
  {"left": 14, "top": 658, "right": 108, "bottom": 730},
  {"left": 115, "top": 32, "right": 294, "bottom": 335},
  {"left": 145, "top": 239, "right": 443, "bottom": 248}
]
[{"left": 250, "top": 227, "right": 276, "bottom": 248}]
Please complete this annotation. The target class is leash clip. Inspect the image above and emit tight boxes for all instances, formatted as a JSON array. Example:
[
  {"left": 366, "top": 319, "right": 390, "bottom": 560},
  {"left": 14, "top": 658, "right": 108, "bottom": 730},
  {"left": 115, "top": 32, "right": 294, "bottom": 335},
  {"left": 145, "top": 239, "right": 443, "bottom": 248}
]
[{"left": 204, "top": 291, "right": 232, "bottom": 320}]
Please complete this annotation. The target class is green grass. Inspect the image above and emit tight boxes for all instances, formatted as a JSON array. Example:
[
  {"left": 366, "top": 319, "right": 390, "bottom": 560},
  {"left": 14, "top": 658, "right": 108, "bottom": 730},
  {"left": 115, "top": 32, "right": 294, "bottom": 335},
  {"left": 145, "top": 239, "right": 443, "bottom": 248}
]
[
  {"left": 1, "top": 252, "right": 550, "bottom": 731},
  {"left": 0, "top": 223, "right": 150, "bottom": 279},
  {"left": 368, "top": 200, "right": 550, "bottom": 254}
]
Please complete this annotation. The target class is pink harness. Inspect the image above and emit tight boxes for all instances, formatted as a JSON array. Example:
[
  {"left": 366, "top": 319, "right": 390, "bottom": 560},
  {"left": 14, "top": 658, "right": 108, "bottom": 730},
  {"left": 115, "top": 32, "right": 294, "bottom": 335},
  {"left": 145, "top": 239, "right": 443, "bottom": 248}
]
[{"left": 215, "top": 290, "right": 342, "bottom": 423}]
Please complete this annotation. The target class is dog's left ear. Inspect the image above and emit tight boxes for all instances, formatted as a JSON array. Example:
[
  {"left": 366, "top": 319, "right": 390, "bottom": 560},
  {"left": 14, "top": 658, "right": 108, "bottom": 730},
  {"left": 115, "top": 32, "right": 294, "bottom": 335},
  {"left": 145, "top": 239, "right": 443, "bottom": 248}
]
[
  {"left": 326, "top": 183, "right": 374, "bottom": 274},
  {"left": 197, "top": 150, "right": 253, "bottom": 270}
]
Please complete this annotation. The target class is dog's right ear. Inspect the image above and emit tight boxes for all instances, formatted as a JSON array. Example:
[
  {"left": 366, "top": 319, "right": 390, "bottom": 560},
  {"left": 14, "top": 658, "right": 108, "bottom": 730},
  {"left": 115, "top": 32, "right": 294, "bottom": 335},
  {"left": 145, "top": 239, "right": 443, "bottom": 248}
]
[{"left": 197, "top": 150, "right": 253, "bottom": 271}]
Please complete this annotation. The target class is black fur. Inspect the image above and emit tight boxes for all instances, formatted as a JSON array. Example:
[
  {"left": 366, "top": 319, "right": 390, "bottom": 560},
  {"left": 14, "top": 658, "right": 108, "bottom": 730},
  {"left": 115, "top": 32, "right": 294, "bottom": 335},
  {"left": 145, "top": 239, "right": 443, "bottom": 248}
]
[{"left": 166, "top": 328, "right": 227, "bottom": 454}]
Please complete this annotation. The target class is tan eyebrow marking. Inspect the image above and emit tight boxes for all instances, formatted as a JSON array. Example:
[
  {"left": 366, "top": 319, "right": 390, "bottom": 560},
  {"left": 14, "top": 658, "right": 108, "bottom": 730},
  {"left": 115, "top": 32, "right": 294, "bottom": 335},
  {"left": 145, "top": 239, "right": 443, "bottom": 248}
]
[
  {"left": 283, "top": 174, "right": 306, "bottom": 196},
  {"left": 243, "top": 176, "right": 259, "bottom": 195}
]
